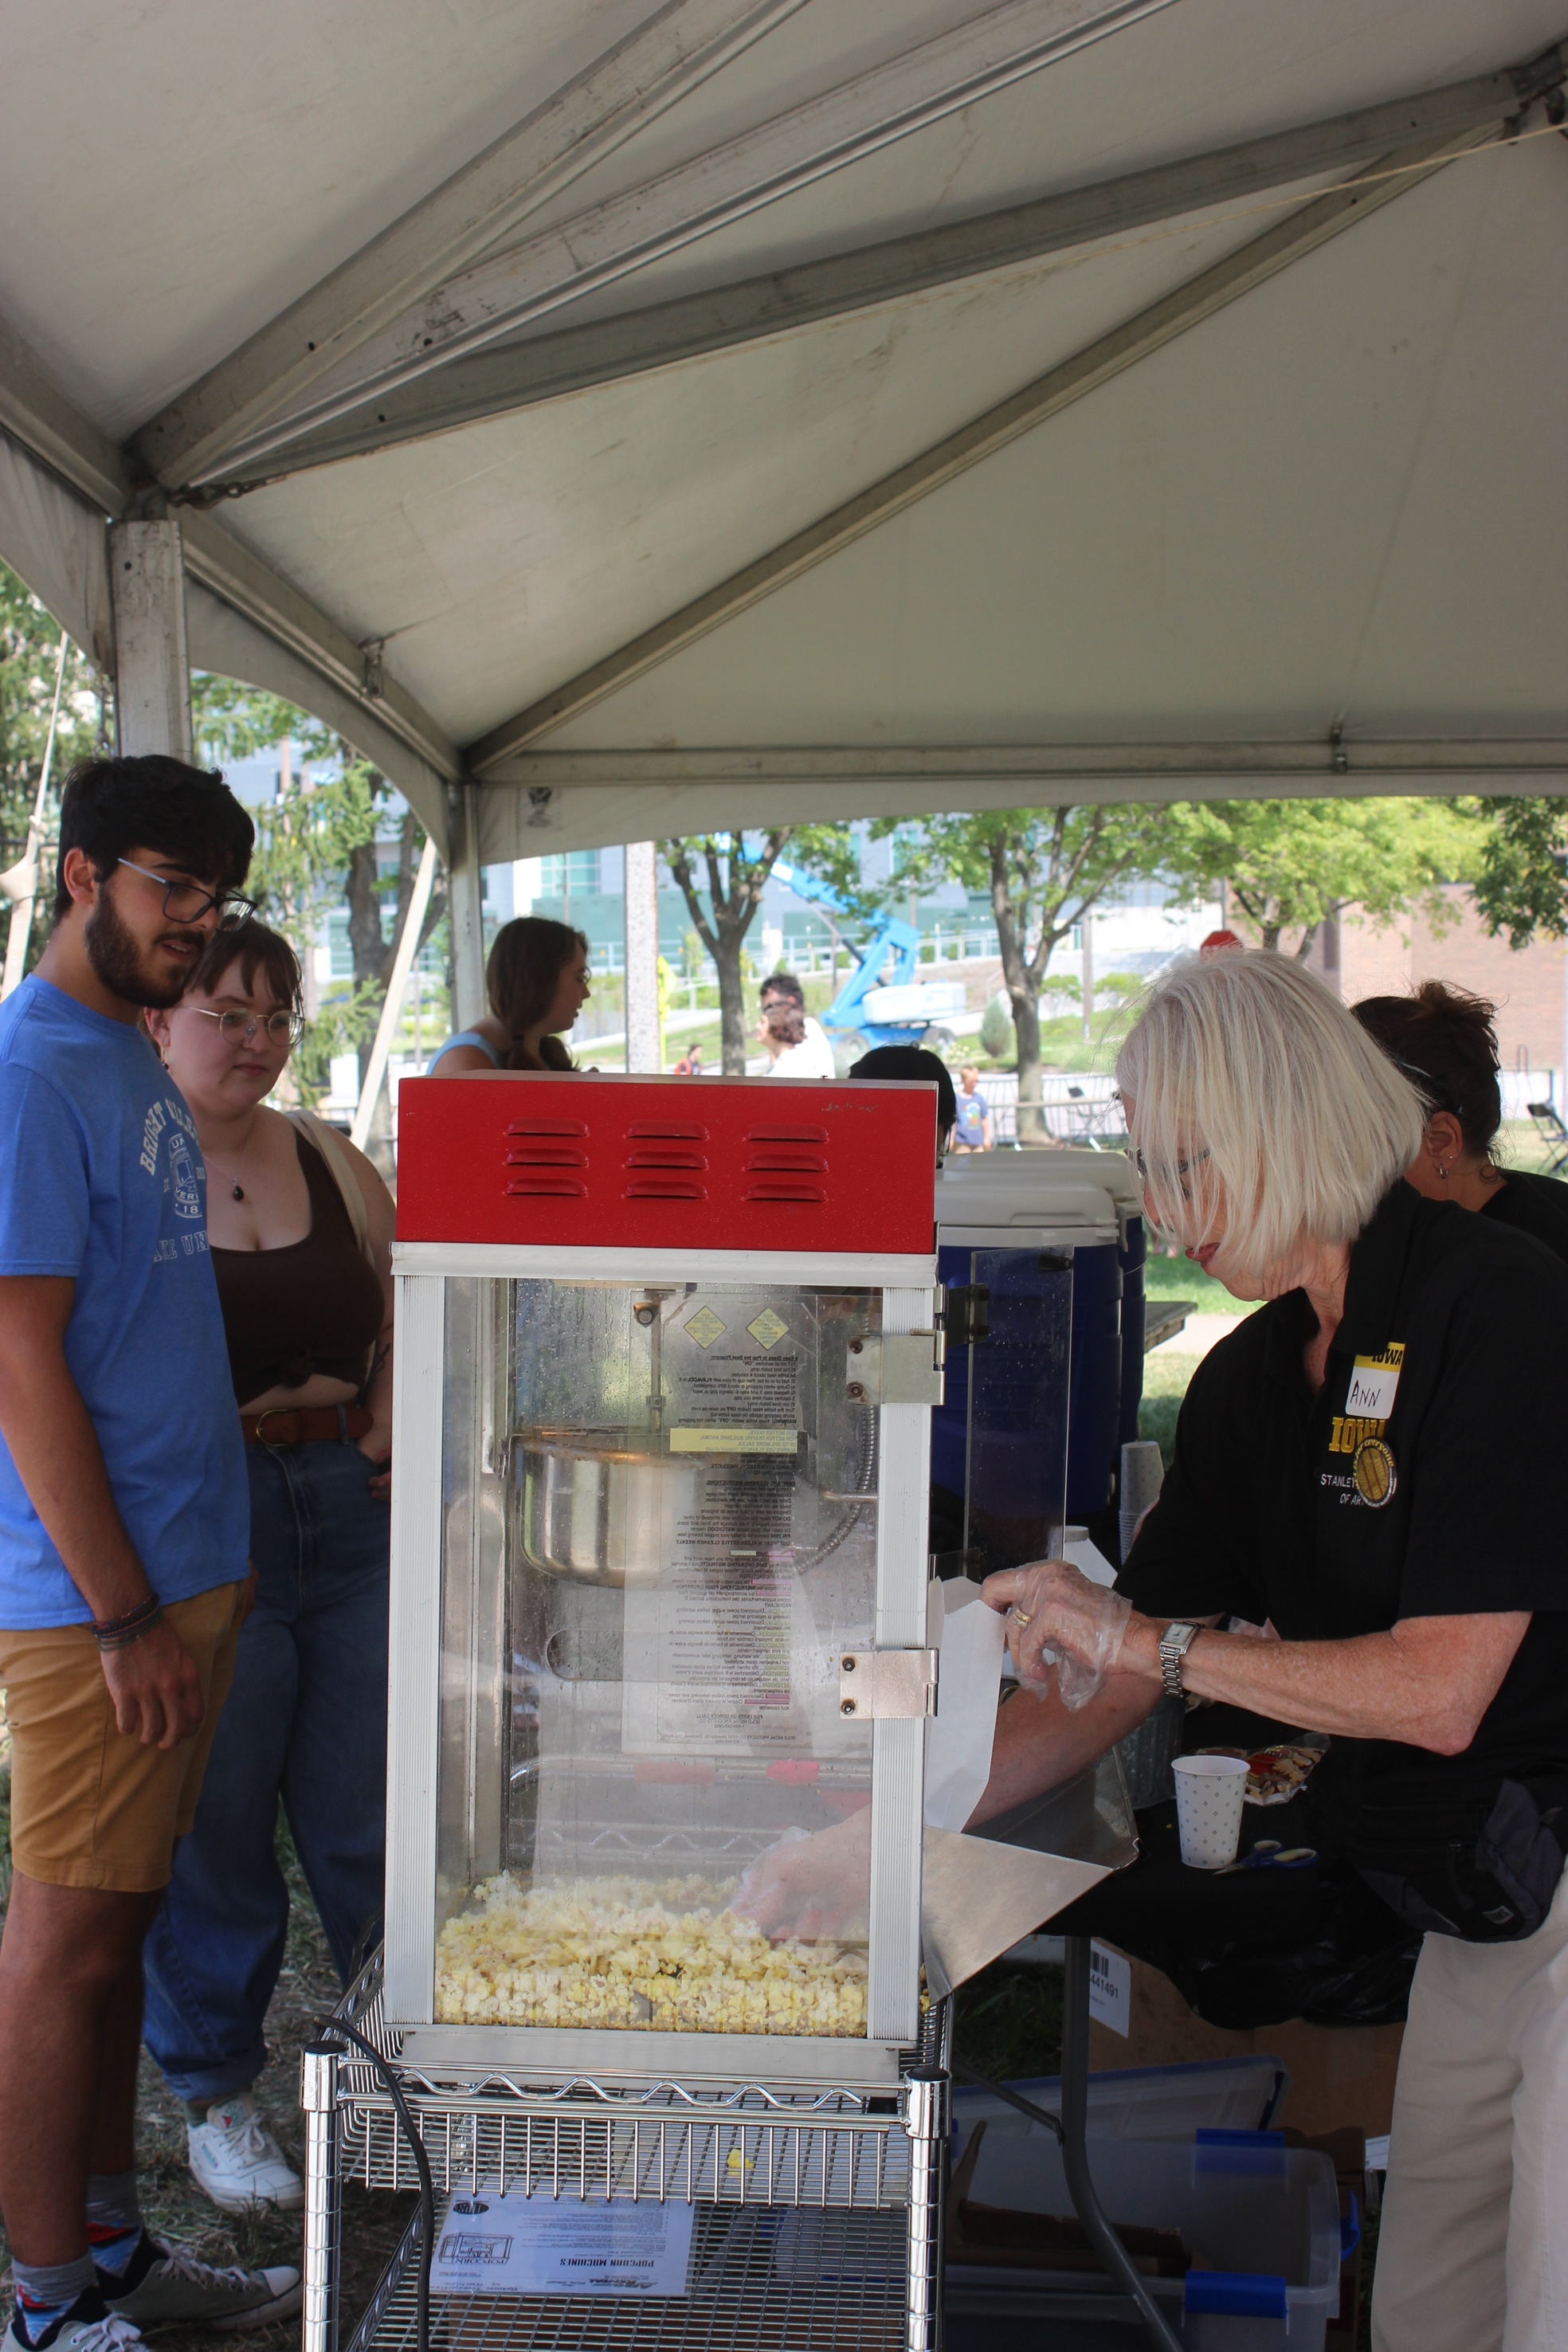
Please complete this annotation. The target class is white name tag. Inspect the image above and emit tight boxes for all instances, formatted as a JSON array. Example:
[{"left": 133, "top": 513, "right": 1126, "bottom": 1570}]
[{"left": 1344, "top": 1344, "right": 1404, "bottom": 1420}]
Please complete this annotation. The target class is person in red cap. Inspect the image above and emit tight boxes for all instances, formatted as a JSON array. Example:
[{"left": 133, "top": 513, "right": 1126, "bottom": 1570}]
[{"left": 1199, "top": 929, "right": 1245, "bottom": 956}]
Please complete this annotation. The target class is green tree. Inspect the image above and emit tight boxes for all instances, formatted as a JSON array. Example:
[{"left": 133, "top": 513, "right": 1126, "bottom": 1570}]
[
  {"left": 661, "top": 827, "right": 864, "bottom": 1074},
  {"left": 192, "top": 680, "right": 447, "bottom": 1127},
  {"left": 1469, "top": 797, "right": 1568, "bottom": 947},
  {"left": 882, "top": 807, "right": 1206, "bottom": 1141},
  {"left": 1180, "top": 797, "right": 1478, "bottom": 956},
  {"left": 2, "top": 566, "right": 109, "bottom": 980}
]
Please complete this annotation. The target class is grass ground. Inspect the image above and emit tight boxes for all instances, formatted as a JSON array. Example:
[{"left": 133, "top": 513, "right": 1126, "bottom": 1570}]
[{"left": 0, "top": 1726, "right": 414, "bottom": 2352}]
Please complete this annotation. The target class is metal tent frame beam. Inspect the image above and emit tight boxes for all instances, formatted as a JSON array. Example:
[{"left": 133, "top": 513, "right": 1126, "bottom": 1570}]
[
  {"left": 131, "top": 0, "right": 813, "bottom": 489},
  {"left": 476, "top": 742, "right": 1568, "bottom": 863},
  {"left": 210, "top": 56, "right": 1559, "bottom": 486},
  {"left": 467, "top": 93, "right": 1543, "bottom": 773},
  {"left": 155, "top": 0, "right": 1177, "bottom": 486},
  {"left": 0, "top": 312, "right": 461, "bottom": 842}
]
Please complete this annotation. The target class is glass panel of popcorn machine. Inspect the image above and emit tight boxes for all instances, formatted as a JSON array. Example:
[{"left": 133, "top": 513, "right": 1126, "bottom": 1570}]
[{"left": 435, "top": 1279, "right": 879, "bottom": 2038}]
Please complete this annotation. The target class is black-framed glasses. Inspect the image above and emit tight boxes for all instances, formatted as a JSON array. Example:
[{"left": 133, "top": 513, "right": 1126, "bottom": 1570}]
[
  {"left": 117, "top": 857, "right": 258, "bottom": 927},
  {"left": 191, "top": 1006, "right": 303, "bottom": 1049}
]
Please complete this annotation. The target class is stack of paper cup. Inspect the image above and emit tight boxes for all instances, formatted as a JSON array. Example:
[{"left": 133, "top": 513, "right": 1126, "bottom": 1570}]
[{"left": 1172, "top": 1754, "right": 1249, "bottom": 1869}]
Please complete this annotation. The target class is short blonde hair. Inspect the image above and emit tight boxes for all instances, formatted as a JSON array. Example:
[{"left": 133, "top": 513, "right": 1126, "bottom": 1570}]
[{"left": 1115, "top": 952, "right": 1425, "bottom": 1280}]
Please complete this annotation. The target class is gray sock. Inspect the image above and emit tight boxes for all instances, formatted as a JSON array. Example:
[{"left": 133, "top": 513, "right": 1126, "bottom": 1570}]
[
  {"left": 12, "top": 2250, "right": 98, "bottom": 2314},
  {"left": 84, "top": 2173, "right": 142, "bottom": 2237}
]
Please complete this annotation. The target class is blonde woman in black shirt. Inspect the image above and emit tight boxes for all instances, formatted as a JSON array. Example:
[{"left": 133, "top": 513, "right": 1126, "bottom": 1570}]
[{"left": 970, "top": 951, "right": 1568, "bottom": 2352}]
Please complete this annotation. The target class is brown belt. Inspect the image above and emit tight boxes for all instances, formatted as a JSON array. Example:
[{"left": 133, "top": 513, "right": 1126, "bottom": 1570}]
[{"left": 241, "top": 1405, "right": 374, "bottom": 1446}]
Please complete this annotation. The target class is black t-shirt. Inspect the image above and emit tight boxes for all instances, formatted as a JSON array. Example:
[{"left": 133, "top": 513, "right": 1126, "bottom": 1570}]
[
  {"left": 1119, "top": 1183, "right": 1568, "bottom": 1835},
  {"left": 1481, "top": 1167, "right": 1568, "bottom": 1264}
]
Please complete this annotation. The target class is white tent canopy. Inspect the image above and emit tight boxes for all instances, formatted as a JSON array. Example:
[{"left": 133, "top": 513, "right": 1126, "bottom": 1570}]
[{"left": 2, "top": 0, "right": 1565, "bottom": 961}]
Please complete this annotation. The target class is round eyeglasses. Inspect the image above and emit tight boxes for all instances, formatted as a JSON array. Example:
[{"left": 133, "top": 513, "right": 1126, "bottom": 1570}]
[
  {"left": 117, "top": 858, "right": 258, "bottom": 927},
  {"left": 191, "top": 1006, "right": 303, "bottom": 1048}
]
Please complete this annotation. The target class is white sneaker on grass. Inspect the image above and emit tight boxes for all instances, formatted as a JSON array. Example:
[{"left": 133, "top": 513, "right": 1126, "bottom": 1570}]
[
  {"left": 4, "top": 2303, "right": 142, "bottom": 2352},
  {"left": 186, "top": 2095, "right": 304, "bottom": 2213},
  {"left": 103, "top": 2244, "right": 300, "bottom": 2334}
]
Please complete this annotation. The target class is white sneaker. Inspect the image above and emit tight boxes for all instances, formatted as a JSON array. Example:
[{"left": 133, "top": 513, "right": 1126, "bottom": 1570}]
[
  {"left": 186, "top": 2095, "right": 304, "bottom": 2214},
  {"left": 4, "top": 2305, "right": 142, "bottom": 2352}
]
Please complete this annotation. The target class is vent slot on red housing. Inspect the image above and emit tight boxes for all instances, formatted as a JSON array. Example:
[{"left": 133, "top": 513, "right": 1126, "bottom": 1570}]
[
  {"left": 745, "top": 1180, "right": 828, "bottom": 1205},
  {"left": 625, "top": 1178, "right": 708, "bottom": 1201},
  {"left": 745, "top": 1123, "right": 829, "bottom": 1144},
  {"left": 507, "top": 1174, "right": 588, "bottom": 1198},
  {"left": 506, "top": 1119, "right": 588, "bottom": 1137},
  {"left": 625, "top": 1121, "right": 708, "bottom": 1141},
  {"left": 625, "top": 1149, "right": 708, "bottom": 1170},
  {"left": 745, "top": 1151, "right": 827, "bottom": 1174},
  {"left": 506, "top": 1147, "right": 587, "bottom": 1167}
]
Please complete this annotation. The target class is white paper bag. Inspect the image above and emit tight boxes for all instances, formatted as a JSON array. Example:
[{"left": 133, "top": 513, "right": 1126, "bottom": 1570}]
[{"left": 923, "top": 1579, "right": 1005, "bottom": 1832}]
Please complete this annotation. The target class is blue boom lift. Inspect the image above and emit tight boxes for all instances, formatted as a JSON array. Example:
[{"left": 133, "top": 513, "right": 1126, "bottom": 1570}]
[{"left": 771, "top": 862, "right": 967, "bottom": 1053}]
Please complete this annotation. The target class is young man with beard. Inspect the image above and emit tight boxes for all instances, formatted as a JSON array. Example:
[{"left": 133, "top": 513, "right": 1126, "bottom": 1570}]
[{"left": 0, "top": 755, "right": 300, "bottom": 2350}]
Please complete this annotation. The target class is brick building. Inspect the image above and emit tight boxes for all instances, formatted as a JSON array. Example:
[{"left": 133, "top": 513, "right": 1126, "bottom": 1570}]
[{"left": 1301, "top": 889, "right": 1566, "bottom": 1101}]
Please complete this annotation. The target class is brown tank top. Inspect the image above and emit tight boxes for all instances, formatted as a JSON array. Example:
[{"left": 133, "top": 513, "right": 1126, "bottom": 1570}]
[{"left": 212, "top": 1131, "right": 385, "bottom": 1407}]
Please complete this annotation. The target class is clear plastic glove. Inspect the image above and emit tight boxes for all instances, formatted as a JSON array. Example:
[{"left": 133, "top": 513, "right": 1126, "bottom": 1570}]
[
  {"left": 981, "top": 1559, "right": 1134, "bottom": 1711},
  {"left": 730, "top": 1809, "right": 872, "bottom": 1942}
]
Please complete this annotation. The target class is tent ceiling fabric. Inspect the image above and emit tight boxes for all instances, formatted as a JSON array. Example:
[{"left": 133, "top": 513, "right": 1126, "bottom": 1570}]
[{"left": 1, "top": 0, "right": 1563, "bottom": 859}]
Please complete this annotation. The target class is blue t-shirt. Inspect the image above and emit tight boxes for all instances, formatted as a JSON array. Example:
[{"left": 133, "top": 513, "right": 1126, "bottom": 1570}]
[
  {"left": 953, "top": 1092, "right": 987, "bottom": 1146},
  {"left": 0, "top": 977, "right": 248, "bottom": 1629}
]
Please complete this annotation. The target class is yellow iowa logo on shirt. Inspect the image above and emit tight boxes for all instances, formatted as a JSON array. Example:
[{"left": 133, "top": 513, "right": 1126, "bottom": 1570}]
[{"left": 1328, "top": 1415, "right": 1388, "bottom": 1454}]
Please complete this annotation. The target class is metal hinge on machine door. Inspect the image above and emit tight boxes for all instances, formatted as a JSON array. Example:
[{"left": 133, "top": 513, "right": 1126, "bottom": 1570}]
[
  {"left": 939, "top": 1284, "right": 990, "bottom": 1347},
  {"left": 844, "top": 1331, "right": 945, "bottom": 1405},
  {"left": 838, "top": 1648, "right": 939, "bottom": 1719}
]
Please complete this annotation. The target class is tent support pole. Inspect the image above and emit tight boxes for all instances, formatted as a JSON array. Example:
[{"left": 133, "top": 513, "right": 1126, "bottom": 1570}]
[
  {"left": 110, "top": 518, "right": 192, "bottom": 761},
  {"left": 446, "top": 781, "right": 486, "bottom": 1033},
  {"left": 623, "top": 840, "right": 660, "bottom": 1072}
]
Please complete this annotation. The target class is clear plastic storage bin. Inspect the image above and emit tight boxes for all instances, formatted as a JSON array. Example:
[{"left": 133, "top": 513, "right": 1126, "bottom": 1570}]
[{"left": 951, "top": 2129, "right": 1347, "bottom": 2352}]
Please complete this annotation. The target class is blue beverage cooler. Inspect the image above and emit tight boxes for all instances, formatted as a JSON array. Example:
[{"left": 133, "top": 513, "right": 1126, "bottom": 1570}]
[{"left": 932, "top": 1151, "right": 1144, "bottom": 1575}]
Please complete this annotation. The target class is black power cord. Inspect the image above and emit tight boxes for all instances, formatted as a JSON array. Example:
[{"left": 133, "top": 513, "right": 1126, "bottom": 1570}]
[{"left": 311, "top": 2017, "right": 436, "bottom": 2352}]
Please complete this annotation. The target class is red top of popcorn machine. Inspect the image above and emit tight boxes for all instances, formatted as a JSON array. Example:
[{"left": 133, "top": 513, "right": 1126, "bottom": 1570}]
[{"left": 395, "top": 1073, "right": 938, "bottom": 1254}]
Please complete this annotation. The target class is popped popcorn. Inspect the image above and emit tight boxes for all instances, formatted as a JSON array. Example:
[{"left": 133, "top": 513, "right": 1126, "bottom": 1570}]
[{"left": 434, "top": 1872, "right": 868, "bottom": 2037}]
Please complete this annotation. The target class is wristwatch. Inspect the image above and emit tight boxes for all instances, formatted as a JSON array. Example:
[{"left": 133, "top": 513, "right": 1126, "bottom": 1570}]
[{"left": 1158, "top": 1621, "right": 1200, "bottom": 1698}]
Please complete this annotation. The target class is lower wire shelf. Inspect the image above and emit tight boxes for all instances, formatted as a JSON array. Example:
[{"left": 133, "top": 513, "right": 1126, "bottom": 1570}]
[{"left": 347, "top": 2204, "right": 911, "bottom": 2352}]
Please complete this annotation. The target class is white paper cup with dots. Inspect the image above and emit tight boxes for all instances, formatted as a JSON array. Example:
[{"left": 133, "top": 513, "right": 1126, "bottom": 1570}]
[{"left": 1172, "top": 1754, "right": 1250, "bottom": 1870}]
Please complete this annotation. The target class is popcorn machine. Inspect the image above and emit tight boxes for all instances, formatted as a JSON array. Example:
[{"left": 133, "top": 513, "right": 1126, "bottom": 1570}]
[
  {"left": 303, "top": 1072, "right": 966, "bottom": 2352},
  {"left": 386, "top": 1073, "right": 942, "bottom": 2067}
]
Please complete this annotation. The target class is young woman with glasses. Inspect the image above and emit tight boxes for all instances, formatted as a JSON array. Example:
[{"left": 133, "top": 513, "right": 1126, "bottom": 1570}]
[{"left": 139, "top": 919, "right": 396, "bottom": 2218}]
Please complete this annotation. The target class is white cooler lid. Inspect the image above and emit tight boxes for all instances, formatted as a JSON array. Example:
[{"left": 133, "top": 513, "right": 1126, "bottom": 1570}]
[{"left": 936, "top": 1147, "right": 1133, "bottom": 1247}]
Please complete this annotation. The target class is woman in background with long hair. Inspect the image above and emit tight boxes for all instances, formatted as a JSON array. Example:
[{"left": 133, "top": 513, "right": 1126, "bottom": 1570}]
[{"left": 427, "top": 915, "right": 590, "bottom": 1072}]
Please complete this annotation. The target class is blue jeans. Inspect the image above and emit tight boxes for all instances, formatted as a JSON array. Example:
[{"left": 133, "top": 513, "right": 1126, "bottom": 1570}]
[{"left": 143, "top": 1434, "right": 389, "bottom": 2102}]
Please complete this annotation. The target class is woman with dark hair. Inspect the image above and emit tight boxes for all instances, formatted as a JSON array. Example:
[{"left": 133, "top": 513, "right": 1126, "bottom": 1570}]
[
  {"left": 427, "top": 915, "right": 590, "bottom": 1072},
  {"left": 1353, "top": 980, "right": 1568, "bottom": 1259},
  {"left": 140, "top": 920, "right": 396, "bottom": 2218}
]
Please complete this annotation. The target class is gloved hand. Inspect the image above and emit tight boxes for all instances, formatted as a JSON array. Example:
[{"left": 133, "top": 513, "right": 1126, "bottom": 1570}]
[
  {"left": 730, "top": 1809, "right": 872, "bottom": 1942},
  {"left": 981, "top": 1559, "right": 1133, "bottom": 1711}
]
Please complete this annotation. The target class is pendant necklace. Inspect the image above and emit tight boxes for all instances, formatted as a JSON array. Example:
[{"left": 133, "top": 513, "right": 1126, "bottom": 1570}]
[{"left": 206, "top": 1127, "right": 255, "bottom": 1202}]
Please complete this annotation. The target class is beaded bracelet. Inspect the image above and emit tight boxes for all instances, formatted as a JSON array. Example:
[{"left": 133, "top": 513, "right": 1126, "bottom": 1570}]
[{"left": 92, "top": 1592, "right": 163, "bottom": 1650}]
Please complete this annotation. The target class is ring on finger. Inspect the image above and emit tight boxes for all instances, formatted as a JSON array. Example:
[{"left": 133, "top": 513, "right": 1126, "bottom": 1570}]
[{"left": 1009, "top": 1606, "right": 1033, "bottom": 1630}]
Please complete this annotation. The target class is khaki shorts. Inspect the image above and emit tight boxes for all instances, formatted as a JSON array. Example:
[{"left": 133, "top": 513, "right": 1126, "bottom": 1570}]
[{"left": 0, "top": 1580, "right": 245, "bottom": 1894}]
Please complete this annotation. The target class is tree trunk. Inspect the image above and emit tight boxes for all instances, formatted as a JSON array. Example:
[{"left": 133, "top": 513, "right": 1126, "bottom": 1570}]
[
  {"left": 344, "top": 837, "right": 386, "bottom": 1080},
  {"left": 1294, "top": 922, "right": 1319, "bottom": 962},
  {"left": 1260, "top": 923, "right": 1281, "bottom": 953},
  {"left": 1012, "top": 991, "right": 1044, "bottom": 1145},
  {"left": 713, "top": 933, "right": 747, "bottom": 1075},
  {"left": 991, "top": 844, "right": 1047, "bottom": 1144}
]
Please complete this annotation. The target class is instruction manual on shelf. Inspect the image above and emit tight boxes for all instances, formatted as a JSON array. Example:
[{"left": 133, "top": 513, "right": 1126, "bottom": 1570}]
[{"left": 430, "top": 2188, "right": 695, "bottom": 2298}]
